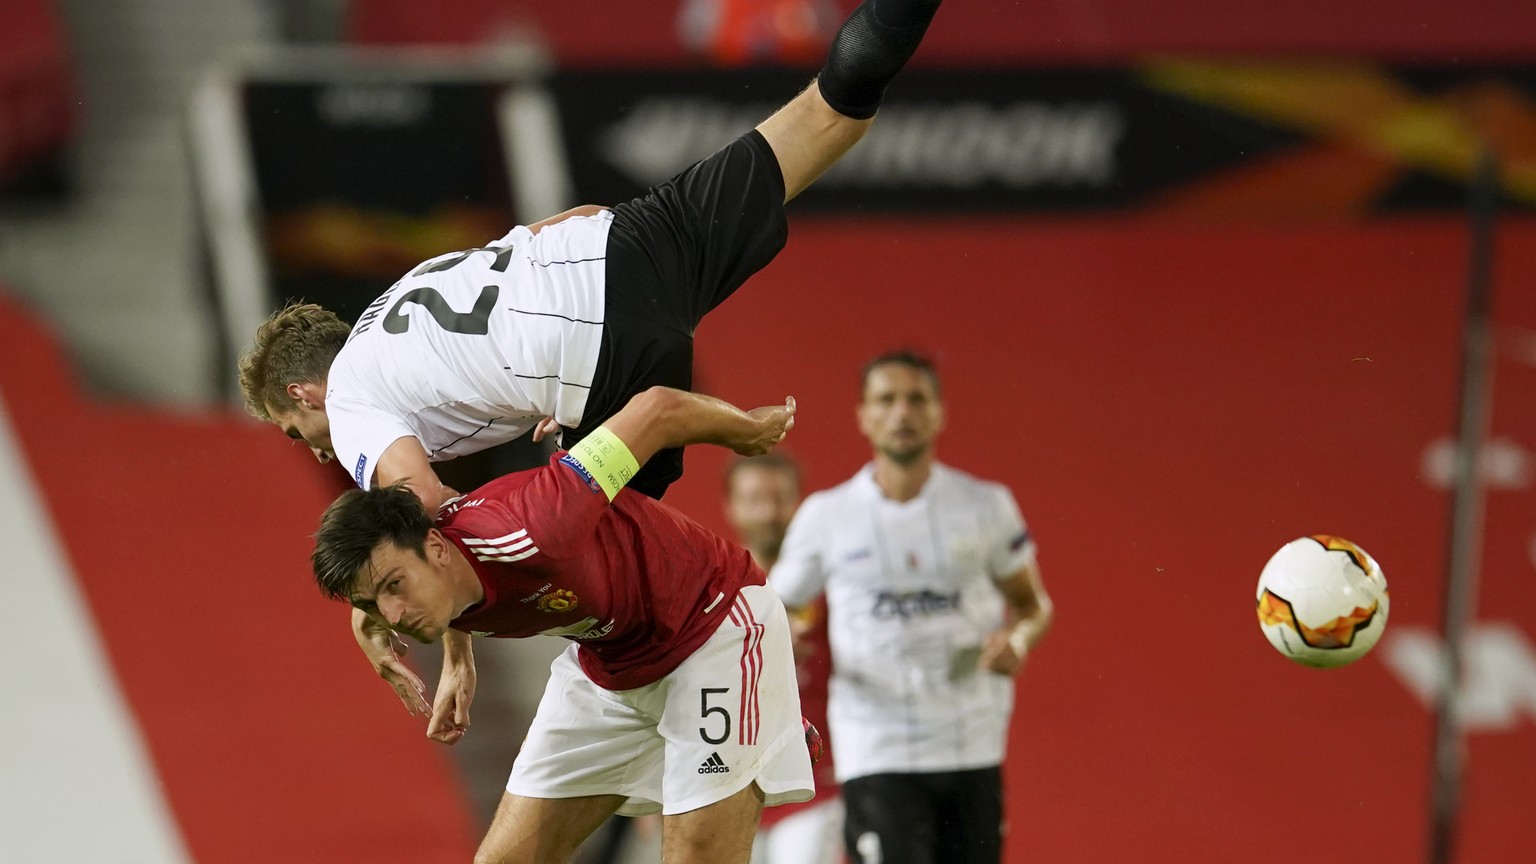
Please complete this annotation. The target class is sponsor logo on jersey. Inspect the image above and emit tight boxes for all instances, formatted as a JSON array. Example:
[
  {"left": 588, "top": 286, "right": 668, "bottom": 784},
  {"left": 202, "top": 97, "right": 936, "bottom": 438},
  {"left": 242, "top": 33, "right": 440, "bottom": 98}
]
[
  {"left": 1009, "top": 530, "right": 1032, "bottom": 552},
  {"left": 559, "top": 453, "right": 603, "bottom": 495},
  {"left": 843, "top": 548, "right": 872, "bottom": 562},
  {"left": 568, "top": 619, "right": 615, "bottom": 640},
  {"left": 697, "top": 752, "right": 731, "bottom": 774},
  {"left": 540, "top": 616, "right": 614, "bottom": 640},
  {"left": 872, "top": 589, "right": 962, "bottom": 620},
  {"left": 463, "top": 529, "right": 540, "bottom": 563},
  {"left": 353, "top": 454, "right": 368, "bottom": 487},
  {"left": 537, "top": 588, "right": 578, "bottom": 613}
]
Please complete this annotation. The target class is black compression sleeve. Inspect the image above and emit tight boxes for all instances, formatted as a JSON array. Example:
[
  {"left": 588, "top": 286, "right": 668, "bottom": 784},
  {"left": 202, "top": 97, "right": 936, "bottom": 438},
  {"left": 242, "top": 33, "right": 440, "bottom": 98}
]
[{"left": 816, "top": 0, "right": 942, "bottom": 119}]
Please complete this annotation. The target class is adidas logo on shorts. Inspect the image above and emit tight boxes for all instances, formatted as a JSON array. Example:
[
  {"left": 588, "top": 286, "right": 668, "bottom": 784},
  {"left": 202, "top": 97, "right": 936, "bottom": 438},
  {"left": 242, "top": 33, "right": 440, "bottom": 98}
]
[{"left": 697, "top": 752, "right": 731, "bottom": 775}]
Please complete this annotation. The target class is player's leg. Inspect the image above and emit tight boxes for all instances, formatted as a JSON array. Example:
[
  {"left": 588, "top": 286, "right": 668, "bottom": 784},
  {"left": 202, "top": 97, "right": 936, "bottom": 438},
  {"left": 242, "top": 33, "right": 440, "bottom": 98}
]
[
  {"left": 495, "top": 646, "right": 671, "bottom": 856},
  {"left": 579, "top": 0, "right": 942, "bottom": 498},
  {"left": 660, "top": 782, "right": 764, "bottom": 864},
  {"left": 474, "top": 792, "right": 626, "bottom": 864},
  {"left": 841, "top": 773, "right": 940, "bottom": 864},
  {"left": 757, "top": 0, "right": 943, "bottom": 201},
  {"left": 933, "top": 766, "right": 1004, "bottom": 864}
]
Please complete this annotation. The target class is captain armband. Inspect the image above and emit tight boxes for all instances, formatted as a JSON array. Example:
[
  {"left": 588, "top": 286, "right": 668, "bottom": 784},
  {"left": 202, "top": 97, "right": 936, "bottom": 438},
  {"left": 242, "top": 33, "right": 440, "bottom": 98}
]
[{"left": 559, "top": 426, "right": 640, "bottom": 501}]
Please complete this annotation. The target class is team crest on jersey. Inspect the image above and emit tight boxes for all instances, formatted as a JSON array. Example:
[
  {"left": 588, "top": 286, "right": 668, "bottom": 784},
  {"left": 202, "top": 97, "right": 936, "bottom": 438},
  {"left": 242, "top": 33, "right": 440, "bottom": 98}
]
[{"left": 537, "top": 589, "right": 578, "bottom": 613}]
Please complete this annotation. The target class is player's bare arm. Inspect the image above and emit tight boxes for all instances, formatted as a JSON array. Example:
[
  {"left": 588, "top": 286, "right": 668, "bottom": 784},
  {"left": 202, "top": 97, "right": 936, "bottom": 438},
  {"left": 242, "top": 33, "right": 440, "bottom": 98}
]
[
  {"left": 599, "top": 387, "right": 795, "bottom": 467},
  {"left": 351, "top": 606, "right": 431, "bottom": 716},
  {"left": 373, "top": 435, "right": 461, "bottom": 513},
  {"left": 364, "top": 433, "right": 479, "bottom": 735},
  {"left": 426, "top": 627, "right": 475, "bottom": 745},
  {"left": 980, "top": 562, "right": 1054, "bottom": 676}
]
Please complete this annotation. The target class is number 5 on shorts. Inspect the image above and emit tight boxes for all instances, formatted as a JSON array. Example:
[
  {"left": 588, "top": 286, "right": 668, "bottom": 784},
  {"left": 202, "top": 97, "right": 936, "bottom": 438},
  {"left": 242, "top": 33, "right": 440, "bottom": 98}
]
[{"left": 699, "top": 687, "right": 732, "bottom": 745}]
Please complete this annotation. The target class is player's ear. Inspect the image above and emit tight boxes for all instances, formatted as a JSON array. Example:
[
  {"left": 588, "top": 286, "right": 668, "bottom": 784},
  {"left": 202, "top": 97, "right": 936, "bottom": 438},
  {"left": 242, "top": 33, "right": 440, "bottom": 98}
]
[
  {"left": 425, "top": 528, "right": 450, "bottom": 566},
  {"left": 855, "top": 399, "right": 877, "bottom": 439},
  {"left": 286, "top": 381, "right": 326, "bottom": 409}
]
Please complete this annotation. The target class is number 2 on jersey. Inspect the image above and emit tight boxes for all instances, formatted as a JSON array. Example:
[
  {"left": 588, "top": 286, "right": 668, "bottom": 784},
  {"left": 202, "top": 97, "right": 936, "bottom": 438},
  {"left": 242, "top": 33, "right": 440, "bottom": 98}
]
[{"left": 384, "top": 285, "right": 499, "bottom": 336}]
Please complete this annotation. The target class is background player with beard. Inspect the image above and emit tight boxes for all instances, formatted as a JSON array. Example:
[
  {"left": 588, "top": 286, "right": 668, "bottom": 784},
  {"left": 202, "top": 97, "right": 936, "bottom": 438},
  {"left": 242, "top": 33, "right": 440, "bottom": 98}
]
[
  {"left": 770, "top": 351, "right": 1054, "bottom": 864},
  {"left": 725, "top": 454, "right": 844, "bottom": 864}
]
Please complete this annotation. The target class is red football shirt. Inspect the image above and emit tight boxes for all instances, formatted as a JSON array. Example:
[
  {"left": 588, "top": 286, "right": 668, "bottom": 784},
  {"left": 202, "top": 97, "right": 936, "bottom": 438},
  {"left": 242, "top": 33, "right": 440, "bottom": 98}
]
[{"left": 443, "top": 453, "right": 765, "bottom": 691}]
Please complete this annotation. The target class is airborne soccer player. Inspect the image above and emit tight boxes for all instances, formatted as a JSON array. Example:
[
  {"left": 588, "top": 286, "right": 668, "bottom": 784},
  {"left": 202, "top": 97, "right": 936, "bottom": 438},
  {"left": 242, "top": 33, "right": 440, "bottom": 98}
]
[
  {"left": 311, "top": 387, "right": 806, "bottom": 864},
  {"left": 239, "top": 0, "right": 948, "bottom": 739}
]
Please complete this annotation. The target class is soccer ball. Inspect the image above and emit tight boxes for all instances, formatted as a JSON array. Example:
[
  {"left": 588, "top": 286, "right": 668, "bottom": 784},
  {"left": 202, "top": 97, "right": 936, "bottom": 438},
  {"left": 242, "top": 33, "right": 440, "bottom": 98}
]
[{"left": 1255, "top": 535, "right": 1389, "bottom": 668}]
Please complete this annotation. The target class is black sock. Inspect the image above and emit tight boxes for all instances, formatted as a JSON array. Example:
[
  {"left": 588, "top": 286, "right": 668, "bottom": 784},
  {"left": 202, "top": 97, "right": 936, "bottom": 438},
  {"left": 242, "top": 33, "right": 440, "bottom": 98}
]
[{"left": 816, "top": 0, "right": 942, "bottom": 119}]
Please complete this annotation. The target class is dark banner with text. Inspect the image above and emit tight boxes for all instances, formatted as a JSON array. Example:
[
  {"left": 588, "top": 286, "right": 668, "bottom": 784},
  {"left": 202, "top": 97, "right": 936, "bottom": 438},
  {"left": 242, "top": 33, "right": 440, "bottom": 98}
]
[
  {"left": 550, "top": 63, "right": 1536, "bottom": 217},
  {"left": 243, "top": 79, "right": 517, "bottom": 323}
]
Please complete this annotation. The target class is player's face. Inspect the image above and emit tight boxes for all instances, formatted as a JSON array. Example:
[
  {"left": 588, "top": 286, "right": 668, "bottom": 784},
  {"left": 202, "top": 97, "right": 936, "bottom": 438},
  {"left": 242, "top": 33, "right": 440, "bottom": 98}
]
[
  {"left": 349, "top": 533, "right": 459, "bottom": 644},
  {"left": 858, "top": 364, "right": 945, "bottom": 465},
  {"left": 726, "top": 466, "right": 799, "bottom": 565},
  {"left": 272, "top": 404, "right": 334, "bottom": 464}
]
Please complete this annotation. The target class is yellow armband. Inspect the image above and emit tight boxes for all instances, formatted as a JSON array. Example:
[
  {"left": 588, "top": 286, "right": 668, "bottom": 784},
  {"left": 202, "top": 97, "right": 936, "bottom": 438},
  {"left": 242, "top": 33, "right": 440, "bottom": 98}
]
[{"left": 561, "top": 426, "right": 640, "bottom": 501}]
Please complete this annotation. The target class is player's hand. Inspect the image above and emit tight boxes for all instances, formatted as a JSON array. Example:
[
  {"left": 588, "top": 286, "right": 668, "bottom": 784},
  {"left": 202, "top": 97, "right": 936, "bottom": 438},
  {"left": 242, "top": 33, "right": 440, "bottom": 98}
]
[
  {"left": 426, "top": 655, "right": 476, "bottom": 745},
  {"left": 736, "top": 396, "right": 796, "bottom": 456},
  {"left": 979, "top": 628, "right": 1026, "bottom": 677},
  {"left": 352, "top": 606, "right": 431, "bottom": 716},
  {"left": 531, "top": 416, "right": 561, "bottom": 443}
]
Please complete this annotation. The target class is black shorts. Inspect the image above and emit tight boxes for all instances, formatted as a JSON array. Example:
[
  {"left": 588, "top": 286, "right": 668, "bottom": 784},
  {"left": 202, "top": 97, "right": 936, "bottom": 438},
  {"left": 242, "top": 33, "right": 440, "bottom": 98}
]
[
  {"left": 570, "top": 129, "right": 788, "bottom": 499},
  {"left": 842, "top": 767, "right": 1005, "bottom": 864}
]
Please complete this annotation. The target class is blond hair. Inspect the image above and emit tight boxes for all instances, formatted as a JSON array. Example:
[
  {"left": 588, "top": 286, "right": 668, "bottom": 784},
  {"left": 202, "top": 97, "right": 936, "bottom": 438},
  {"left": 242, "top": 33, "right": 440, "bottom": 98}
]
[{"left": 237, "top": 302, "right": 351, "bottom": 421}]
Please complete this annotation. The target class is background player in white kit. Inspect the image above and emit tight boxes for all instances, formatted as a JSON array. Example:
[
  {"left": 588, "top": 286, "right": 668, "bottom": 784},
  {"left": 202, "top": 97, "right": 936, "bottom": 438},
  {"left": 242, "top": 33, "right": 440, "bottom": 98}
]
[
  {"left": 769, "top": 351, "right": 1054, "bottom": 864},
  {"left": 237, "top": 0, "right": 951, "bottom": 741}
]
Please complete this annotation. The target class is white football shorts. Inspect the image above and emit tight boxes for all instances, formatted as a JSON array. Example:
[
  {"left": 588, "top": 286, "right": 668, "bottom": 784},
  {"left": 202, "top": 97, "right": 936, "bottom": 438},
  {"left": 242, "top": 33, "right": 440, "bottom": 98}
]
[{"left": 506, "top": 584, "right": 814, "bottom": 816}]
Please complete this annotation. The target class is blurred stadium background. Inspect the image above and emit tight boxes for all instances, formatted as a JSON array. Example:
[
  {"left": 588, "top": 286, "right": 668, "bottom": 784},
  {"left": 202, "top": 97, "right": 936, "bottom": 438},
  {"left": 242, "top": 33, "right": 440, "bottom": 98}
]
[{"left": 2, "top": 0, "right": 1535, "bottom": 862}]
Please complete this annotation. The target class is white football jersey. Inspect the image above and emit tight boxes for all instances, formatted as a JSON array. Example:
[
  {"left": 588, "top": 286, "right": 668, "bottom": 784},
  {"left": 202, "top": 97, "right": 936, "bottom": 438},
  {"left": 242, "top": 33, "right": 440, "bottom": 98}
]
[
  {"left": 769, "top": 462, "right": 1037, "bottom": 782},
  {"left": 326, "top": 212, "right": 612, "bottom": 489}
]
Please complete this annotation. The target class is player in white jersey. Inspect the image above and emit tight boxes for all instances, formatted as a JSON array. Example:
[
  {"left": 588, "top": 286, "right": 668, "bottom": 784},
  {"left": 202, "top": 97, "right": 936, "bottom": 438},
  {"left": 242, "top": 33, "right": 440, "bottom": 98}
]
[
  {"left": 769, "top": 351, "right": 1054, "bottom": 864},
  {"left": 237, "top": 0, "right": 951, "bottom": 753}
]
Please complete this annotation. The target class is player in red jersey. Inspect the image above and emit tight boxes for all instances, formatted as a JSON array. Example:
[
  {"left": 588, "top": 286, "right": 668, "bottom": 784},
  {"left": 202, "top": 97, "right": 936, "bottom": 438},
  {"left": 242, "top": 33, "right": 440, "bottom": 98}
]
[
  {"left": 725, "top": 455, "right": 843, "bottom": 864},
  {"left": 311, "top": 386, "right": 810, "bottom": 864}
]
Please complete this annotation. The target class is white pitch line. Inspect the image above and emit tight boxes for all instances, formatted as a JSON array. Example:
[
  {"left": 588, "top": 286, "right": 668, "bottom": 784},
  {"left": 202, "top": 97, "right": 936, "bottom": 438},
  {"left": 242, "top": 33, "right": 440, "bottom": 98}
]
[{"left": 0, "top": 397, "right": 191, "bottom": 863}]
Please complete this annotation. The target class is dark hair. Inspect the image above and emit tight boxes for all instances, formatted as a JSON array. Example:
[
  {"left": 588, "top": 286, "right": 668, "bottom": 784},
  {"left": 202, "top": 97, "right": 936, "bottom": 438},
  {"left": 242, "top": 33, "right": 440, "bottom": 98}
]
[
  {"left": 312, "top": 483, "right": 433, "bottom": 601},
  {"left": 861, "top": 349, "right": 941, "bottom": 398},
  {"left": 725, "top": 452, "right": 802, "bottom": 496}
]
